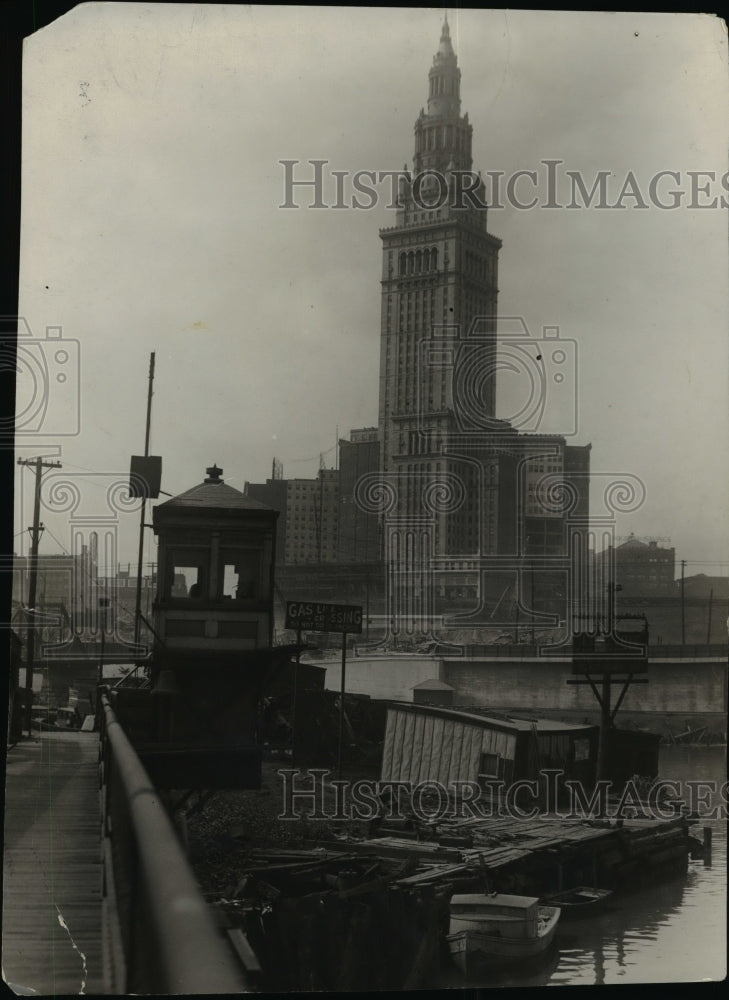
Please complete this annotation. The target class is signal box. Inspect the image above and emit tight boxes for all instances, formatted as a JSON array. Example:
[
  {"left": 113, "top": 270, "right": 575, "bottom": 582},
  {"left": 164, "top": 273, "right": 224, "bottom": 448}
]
[{"left": 152, "top": 464, "right": 277, "bottom": 661}]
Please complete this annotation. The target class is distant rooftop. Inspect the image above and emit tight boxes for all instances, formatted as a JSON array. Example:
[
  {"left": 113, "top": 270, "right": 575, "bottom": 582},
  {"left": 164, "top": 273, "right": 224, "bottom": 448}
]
[{"left": 412, "top": 679, "right": 454, "bottom": 691}]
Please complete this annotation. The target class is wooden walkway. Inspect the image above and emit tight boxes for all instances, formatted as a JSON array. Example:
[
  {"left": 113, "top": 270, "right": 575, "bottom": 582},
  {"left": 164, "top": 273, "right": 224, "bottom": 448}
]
[{"left": 3, "top": 731, "right": 105, "bottom": 996}]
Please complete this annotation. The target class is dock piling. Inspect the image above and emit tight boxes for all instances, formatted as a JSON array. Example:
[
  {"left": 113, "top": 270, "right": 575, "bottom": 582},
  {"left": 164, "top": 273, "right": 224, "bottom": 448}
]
[{"left": 702, "top": 826, "right": 712, "bottom": 866}]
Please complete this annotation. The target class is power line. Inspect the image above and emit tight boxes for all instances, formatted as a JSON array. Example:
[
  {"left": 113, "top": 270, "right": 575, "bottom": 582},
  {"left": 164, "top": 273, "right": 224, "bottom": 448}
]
[
  {"left": 52, "top": 462, "right": 175, "bottom": 500},
  {"left": 41, "top": 525, "right": 70, "bottom": 556},
  {"left": 278, "top": 444, "right": 337, "bottom": 465}
]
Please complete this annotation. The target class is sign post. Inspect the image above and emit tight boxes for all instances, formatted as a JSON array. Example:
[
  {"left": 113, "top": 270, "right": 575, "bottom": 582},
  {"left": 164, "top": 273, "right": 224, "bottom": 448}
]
[
  {"left": 291, "top": 624, "right": 302, "bottom": 767},
  {"left": 568, "top": 608, "right": 649, "bottom": 783},
  {"left": 98, "top": 597, "right": 110, "bottom": 686},
  {"left": 284, "top": 602, "right": 363, "bottom": 778},
  {"left": 338, "top": 632, "right": 347, "bottom": 781}
]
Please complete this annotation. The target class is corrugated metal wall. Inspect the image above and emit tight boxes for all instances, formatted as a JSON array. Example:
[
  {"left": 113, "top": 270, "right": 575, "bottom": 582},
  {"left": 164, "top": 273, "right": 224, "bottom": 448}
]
[
  {"left": 535, "top": 730, "right": 572, "bottom": 768},
  {"left": 381, "top": 708, "right": 517, "bottom": 785}
]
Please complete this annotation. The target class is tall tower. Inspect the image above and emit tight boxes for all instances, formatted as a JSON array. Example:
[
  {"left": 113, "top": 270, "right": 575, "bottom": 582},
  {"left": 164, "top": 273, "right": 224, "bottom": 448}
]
[
  {"left": 372, "top": 21, "right": 591, "bottom": 639},
  {"left": 378, "top": 19, "right": 504, "bottom": 573}
]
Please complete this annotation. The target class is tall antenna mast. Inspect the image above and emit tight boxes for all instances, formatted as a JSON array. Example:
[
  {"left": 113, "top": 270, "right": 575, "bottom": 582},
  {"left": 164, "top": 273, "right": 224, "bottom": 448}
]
[{"left": 133, "top": 352, "right": 155, "bottom": 653}]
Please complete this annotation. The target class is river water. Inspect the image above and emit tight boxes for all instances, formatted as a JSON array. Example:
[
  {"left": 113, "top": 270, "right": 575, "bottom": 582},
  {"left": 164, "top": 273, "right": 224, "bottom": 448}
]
[{"left": 443, "top": 746, "right": 726, "bottom": 989}]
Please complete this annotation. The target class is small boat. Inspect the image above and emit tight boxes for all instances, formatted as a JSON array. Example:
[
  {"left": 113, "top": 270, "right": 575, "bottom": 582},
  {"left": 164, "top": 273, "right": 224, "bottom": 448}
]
[
  {"left": 447, "top": 893, "right": 561, "bottom": 975},
  {"left": 541, "top": 886, "right": 612, "bottom": 918}
]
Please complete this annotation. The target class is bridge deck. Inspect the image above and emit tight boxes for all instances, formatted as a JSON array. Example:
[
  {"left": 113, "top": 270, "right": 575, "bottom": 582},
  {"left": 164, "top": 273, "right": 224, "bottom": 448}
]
[{"left": 3, "top": 731, "right": 105, "bottom": 996}]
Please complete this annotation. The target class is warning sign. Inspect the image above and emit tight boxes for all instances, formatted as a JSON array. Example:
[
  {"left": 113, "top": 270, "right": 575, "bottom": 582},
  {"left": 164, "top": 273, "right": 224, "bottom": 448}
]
[{"left": 285, "top": 601, "right": 363, "bottom": 634}]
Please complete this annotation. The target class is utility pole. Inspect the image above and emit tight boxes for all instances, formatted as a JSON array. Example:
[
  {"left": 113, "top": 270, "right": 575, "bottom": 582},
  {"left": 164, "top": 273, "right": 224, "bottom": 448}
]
[
  {"left": 706, "top": 588, "right": 713, "bottom": 646},
  {"left": 134, "top": 352, "right": 155, "bottom": 655},
  {"left": 337, "top": 629, "right": 347, "bottom": 781},
  {"left": 530, "top": 557, "right": 536, "bottom": 644},
  {"left": 316, "top": 452, "right": 325, "bottom": 563},
  {"left": 17, "top": 456, "right": 62, "bottom": 735},
  {"left": 365, "top": 569, "right": 370, "bottom": 643},
  {"left": 680, "top": 559, "right": 686, "bottom": 646},
  {"left": 98, "top": 596, "right": 110, "bottom": 684},
  {"left": 594, "top": 580, "right": 615, "bottom": 783},
  {"left": 570, "top": 578, "right": 645, "bottom": 789}
]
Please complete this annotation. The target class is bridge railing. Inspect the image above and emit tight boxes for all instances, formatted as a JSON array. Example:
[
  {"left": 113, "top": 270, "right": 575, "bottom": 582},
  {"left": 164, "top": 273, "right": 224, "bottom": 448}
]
[
  {"left": 461, "top": 643, "right": 727, "bottom": 659},
  {"left": 99, "top": 691, "right": 249, "bottom": 994},
  {"left": 643, "top": 644, "right": 727, "bottom": 658}
]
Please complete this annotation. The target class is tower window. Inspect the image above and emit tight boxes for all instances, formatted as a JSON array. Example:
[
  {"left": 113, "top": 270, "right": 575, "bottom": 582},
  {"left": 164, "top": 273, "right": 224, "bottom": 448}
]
[
  {"left": 167, "top": 547, "right": 209, "bottom": 600},
  {"left": 220, "top": 547, "right": 263, "bottom": 601}
]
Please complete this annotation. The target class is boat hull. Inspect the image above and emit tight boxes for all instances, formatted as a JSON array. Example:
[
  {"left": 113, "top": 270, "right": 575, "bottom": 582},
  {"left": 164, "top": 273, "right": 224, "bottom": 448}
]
[
  {"left": 447, "top": 906, "right": 561, "bottom": 975},
  {"left": 541, "top": 887, "right": 612, "bottom": 919}
]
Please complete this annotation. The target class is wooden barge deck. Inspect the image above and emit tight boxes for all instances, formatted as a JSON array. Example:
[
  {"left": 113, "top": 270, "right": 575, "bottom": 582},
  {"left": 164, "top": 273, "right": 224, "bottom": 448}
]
[
  {"left": 209, "top": 811, "right": 696, "bottom": 991},
  {"left": 317, "top": 812, "right": 694, "bottom": 896}
]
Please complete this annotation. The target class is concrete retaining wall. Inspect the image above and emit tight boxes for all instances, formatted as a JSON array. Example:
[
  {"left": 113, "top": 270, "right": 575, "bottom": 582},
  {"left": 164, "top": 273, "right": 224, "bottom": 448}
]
[
  {"left": 315, "top": 652, "right": 727, "bottom": 722},
  {"left": 442, "top": 657, "right": 727, "bottom": 717},
  {"left": 318, "top": 655, "right": 443, "bottom": 702}
]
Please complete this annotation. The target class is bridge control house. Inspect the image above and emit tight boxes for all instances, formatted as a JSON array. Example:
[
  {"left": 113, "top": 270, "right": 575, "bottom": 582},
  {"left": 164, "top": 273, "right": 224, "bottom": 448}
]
[
  {"left": 152, "top": 464, "right": 276, "bottom": 655},
  {"left": 112, "top": 465, "right": 295, "bottom": 788}
]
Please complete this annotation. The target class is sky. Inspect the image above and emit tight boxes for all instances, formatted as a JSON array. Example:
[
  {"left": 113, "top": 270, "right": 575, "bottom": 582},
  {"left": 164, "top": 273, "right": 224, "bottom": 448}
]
[{"left": 14, "top": 4, "right": 729, "bottom": 578}]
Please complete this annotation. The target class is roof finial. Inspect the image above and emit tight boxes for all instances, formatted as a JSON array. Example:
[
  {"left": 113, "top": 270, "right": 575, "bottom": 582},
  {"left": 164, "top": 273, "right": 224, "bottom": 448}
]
[{"left": 204, "top": 464, "right": 223, "bottom": 484}]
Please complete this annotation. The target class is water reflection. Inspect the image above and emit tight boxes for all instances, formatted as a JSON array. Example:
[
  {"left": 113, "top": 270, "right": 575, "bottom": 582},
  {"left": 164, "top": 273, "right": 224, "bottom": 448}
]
[
  {"left": 441, "top": 746, "right": 727, "bottom": 988},
  {"left": 553, "top": 746, "right": 726, "bottom": 986},
  {"left": 551, "top": 870, "right": 690, "bottom": 985},
  {"left": 444, "top": 941, "right": 562, "bottom": 990}
]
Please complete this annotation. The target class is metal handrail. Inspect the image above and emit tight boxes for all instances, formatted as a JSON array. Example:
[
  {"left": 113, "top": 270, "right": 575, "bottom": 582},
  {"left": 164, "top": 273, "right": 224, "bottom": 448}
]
[{"left": 100, "top": 693, "right": 248, "bottom": 994}]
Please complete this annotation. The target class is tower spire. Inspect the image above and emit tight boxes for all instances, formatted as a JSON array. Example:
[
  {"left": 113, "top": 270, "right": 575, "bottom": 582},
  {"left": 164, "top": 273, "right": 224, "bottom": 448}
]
[
  {"left": 411, "top": 15, "right": 472, "bottom": 175},
  {"left": 439, "top": 12, "right": 453, "bottom": 56}
]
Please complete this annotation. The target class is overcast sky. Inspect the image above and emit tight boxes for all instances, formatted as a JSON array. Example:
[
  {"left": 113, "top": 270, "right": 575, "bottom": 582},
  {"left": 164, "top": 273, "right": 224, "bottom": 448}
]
[{"left": 15, "top": 4, "right": 729, "bottom": 577}]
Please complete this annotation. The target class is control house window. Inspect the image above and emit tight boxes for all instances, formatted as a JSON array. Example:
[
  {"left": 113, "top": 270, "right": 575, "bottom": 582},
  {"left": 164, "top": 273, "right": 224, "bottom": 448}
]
[
  {"left": 220, "top": 547, "right": 263, "bottom": 601},
  {"left": 167, "top": 548, "right": 209, "bottom": 599}
]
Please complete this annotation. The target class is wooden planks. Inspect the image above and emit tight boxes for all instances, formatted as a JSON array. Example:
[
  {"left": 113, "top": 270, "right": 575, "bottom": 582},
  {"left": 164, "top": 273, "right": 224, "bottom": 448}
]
[{"left": 3, "top": 731, "right": 105, "bottom": 996}]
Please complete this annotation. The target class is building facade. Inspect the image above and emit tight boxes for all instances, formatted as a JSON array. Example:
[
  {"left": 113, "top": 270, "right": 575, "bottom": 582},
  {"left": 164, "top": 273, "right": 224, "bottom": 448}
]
[
  {"left": 337, "top": 427, "right": 381, "bottom": 563},
  {"left": 245, "top": 468, "right": 339, "bottom": 565},
  {"left": 375, "top": 21, "right": 590, "bottom": 629},
  {"left": 378, "top": 20, "right": 504, "bottom": 563},
  {"left": 12, "top": 546, "right": 98, "bottom": 639},
  {"left": 594, "top": 536, "right": 676, "bottom": 597}
]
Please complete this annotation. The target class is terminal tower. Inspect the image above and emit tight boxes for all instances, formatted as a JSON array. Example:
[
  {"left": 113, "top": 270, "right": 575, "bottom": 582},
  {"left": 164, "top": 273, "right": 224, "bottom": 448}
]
[
  {"left": 375, "top": 20, "right": 590, "bottom": 628},
  {"left": 377, "top": 19, "right": 509, "bottom": 572}
]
